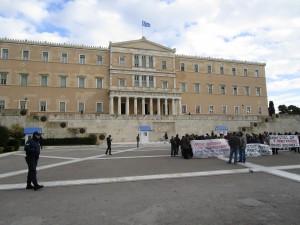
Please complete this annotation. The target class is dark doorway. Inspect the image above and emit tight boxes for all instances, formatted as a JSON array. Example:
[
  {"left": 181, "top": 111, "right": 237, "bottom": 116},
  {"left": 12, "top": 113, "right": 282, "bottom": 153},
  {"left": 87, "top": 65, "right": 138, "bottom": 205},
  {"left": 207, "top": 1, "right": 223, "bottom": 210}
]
[{"left": 121, "top": 103, "right": 125, "bottom": 114}]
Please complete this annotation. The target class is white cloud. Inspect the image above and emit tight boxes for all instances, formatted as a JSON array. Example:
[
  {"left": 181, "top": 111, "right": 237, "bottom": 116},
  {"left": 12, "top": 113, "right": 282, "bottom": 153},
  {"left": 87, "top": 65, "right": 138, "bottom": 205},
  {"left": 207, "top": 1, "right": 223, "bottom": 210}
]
[{"left": 0, "top": 0, "right": 299, "bottom": 107}]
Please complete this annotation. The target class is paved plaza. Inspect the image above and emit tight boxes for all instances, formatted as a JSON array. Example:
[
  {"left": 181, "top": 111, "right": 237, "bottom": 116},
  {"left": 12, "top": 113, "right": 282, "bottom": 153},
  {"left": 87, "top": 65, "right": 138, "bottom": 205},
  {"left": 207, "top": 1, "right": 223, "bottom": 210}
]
[{"left": 0, "top": 143, "right": 299, "bottom": 225}]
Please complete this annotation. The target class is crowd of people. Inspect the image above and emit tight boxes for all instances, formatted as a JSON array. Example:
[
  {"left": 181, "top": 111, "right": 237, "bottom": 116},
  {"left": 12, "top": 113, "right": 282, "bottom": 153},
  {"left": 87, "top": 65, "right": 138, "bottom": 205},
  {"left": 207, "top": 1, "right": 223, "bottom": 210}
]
[{"left": 168, "top": 131, "right": 300, "bottom": 160}]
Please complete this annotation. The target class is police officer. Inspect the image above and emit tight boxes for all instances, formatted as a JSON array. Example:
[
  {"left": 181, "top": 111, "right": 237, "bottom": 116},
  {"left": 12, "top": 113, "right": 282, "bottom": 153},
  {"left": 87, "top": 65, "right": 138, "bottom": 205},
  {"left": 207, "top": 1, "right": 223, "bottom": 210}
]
[
  {"left": 105, "top": 135, "right": 112, "bottom": 155},
  {"left": 25, "top": 131, "right": 44, "bottom": 190}
]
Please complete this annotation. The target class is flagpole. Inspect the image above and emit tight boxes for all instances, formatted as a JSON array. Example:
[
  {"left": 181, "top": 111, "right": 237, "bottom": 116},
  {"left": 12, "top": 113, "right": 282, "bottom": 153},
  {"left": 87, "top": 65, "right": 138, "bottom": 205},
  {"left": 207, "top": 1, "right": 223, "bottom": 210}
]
[{"left": 142, "top": 20, "right": 144, "bottom": 37}]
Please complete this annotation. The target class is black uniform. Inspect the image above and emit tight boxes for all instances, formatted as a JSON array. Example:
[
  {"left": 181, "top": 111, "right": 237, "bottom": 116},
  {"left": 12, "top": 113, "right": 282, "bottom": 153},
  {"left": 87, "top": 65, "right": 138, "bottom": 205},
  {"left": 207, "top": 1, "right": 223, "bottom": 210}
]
[{"left": 105, "top": 135, "right": 112, "bottom": 155}]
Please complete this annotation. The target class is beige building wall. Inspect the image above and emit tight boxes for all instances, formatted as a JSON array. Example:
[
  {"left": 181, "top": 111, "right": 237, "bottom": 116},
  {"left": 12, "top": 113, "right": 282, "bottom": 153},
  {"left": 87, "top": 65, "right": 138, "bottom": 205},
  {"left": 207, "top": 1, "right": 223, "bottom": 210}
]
[{"left": 0, "top": 37, "right": 268, "bottom": 117}]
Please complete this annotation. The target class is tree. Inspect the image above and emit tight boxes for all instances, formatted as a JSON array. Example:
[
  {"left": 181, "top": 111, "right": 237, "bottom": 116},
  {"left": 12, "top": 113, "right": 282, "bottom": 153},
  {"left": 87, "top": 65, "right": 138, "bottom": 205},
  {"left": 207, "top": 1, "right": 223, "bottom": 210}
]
[
  {"left": 287, "top": 105, "right": 300, "bottom": 115},
  {"left": 268, "top": 101, "right": 275, "bottom": 117},
  {"left": 0, "top": 126, "right": 10, "bottom": 147},
  {"left": 9, "top": 124, "right": 24, "bottom": 140},
  {"left": 278, "top": 105, "right": 288, "bottom": 114}
]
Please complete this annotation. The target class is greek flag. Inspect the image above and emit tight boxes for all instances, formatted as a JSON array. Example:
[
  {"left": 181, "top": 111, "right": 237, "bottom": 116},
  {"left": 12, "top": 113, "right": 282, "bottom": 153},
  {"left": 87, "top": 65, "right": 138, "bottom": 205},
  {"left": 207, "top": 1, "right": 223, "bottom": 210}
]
[{"left": 142, "top": 20, "right": 150, "bottom": 27}]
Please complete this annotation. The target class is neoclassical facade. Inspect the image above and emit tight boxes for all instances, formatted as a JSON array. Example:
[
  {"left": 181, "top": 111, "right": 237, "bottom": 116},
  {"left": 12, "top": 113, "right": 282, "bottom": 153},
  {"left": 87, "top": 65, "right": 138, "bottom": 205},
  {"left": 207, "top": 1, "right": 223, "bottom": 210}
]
[{"left": 0, "top": 37, "right": 268, "bottom": 116}]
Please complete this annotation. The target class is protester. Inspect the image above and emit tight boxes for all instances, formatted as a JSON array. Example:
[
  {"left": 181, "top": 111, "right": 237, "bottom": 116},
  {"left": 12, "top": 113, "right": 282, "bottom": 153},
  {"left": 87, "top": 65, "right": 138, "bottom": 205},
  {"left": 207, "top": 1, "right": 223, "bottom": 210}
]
[
  {"left": 227, "top": 132, "right": 240, "bottom": 164},
  {"left": 170, "top": 136, "right": 176, "bottom": 157},
  {"left": 238, "top": 132, "right": 247, "bottom": 163}
]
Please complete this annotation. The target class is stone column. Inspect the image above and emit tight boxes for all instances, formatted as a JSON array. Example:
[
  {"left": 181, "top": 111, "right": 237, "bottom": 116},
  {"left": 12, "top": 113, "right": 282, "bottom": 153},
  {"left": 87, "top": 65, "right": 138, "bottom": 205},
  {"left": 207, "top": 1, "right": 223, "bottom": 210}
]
[
  {"left": 134, "top": 97, "right": 137, "bottom": 115},
  {"left": 172, "top": 98, "right": 175, "bottom": 115},
  {"left": 142, "top": 97, "right": 145, "bottom": 115},
  {"left": 118, "top": 96, "right": 121, "bottom": 115},
  {"left": 109, "top": 96, "right": 114, "bottom": 114},
  {"left": 157, "top": 98, "right": 161, "bottom": 115},
  {"left": 178, "top": 99, "right": 182, "bottom": 115},
  {"left": 150, "top": 98, "right": 153, "bottom": 115},
  {"left": 164, "top": 98, "right": 168, "bottom": 115},
  {"left": 126, "top": 97, "right": 129, "bottom": 115}
]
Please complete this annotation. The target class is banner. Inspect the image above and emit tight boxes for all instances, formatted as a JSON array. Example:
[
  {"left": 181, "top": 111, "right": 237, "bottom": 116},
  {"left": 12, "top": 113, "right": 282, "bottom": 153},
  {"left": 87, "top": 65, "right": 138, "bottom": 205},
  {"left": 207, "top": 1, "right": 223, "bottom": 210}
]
[
  {"left": 245, "top": 144, "right": 272, "bottom": 157},
  {"left": 269, "top": 135, "right": 300, "bottom": 148},
  {"left": 191, "top": 139, "right": 230, "bottom": 158}
]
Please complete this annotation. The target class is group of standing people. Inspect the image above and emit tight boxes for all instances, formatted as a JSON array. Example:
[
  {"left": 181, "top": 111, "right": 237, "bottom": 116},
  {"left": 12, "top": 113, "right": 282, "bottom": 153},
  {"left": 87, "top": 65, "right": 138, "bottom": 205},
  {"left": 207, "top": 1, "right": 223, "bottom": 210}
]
[{"left": 227, "top": 132, "right": 247, "bottom": 164}]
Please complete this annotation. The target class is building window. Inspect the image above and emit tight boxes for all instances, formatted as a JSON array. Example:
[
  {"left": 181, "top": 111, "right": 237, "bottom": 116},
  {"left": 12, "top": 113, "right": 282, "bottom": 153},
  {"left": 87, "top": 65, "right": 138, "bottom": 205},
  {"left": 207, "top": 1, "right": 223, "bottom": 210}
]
[
  {"left": 149, "top": 76, "right": 154, "bottom": 87},
  {"left": 207, "top": 65, "right": 212, "bottom": 73},
  {"left": 162, "top": 81, "right": 168, "bottom": 89},
  {"left": 40, "top": 75, "right": 48, "bottom": 87},
  {"left": 20, "top": 100, "right": 27, "bottom": 110},
  {"left": 78, "top": 102, "right": 85, "bottom": 113},
  {"left": 194, "top": 64, "right": 199, "bottom": 72},
  {"left": 244, "top": 86, "right": 250, "bottom": 96},
  {"left": 255, "top": 70, "right": 259, "bottom": 77},
  {"left": 42, "top": 52, "right": 49, "bottom": 62},
  {"left": 0, "top": 73, "right": 7, "bottom": 85},
  {"left": 222, "top": 106, "right": 227, "bottom": 114},
  {"left": 180, "top": 63, "right": 185, "bottom": 71},
  {"left": 97, "top": 55, "right": 103, "bottom": 65},
  {"left": 256, "top": 87, "right": 261, "bottom": 96},
  {"left": 258, "top": 107, "right": 263, "bottom": 115},
  {"left": 180, "top": 83, "right": 187, "bottom": 92},
  {"left": 220, "top": 85, "right": 226, "bottom": 94},
  {"left": 162, "top": 61, "right": 167, "bottom": 70},
  {"left": 195, "top": 105, "right": 201, "bottom": 114},
  {"left": 209, "top": 105, "right": 214, "bottom": 114},
  {"left": 60, "top": 76, "right": 67, "bottom": 88},
  {"left": 182, "top": 105, "right": 187, "bottom": 114},
  {"left": 119, "top": 56, "right": 125, "bottom": 66},
  {"left": 1, "top": 48, "right": 8, "bottom": 59},
  {"left": 234, "top": 106, "right": 239, "bottom": 115},
  {"left": 233, "top": 86, "right": 238, "bottom": 95},
  {"left": 96, "top": 78, "right": 103, "bottom": 88},
  {"left": 22, "top": 50, "right": 29, "bottom": 60},
  {"left": 244, "top": 69, "right": 248, "bottom": 76},
  {"left": 0, "top": 100, "right": 5, "bottom": 110},
  {"left": 149, "top": 56, "right": 153, "bottom": 68},
  {"left": 220, "top": 66, "right": 224, "bottom": 74},
  {"left": 78, "top": 77, "right": 85, "bottom": 88},
  {"left": 232, "top": 68, "right": 236, "bottom": 76},
  {"left": 134, "top": 75, "right": 139, "bottom": 87},
  {"left": 194, "top": 83, "right": 200, "bottom": 93},
  {"left": 119, "top": 78, "right": 126, "bottom": 87},
  {"left": 59, "top": 102, "right": 66, "bottom": 112},
  {"left": 20, "top": 74, "right": 28, "bottom": 86},
  {"left": 141, "top": 75, "right": 147, "bottom": 87},
  {"left": 79, "top": 54, "right": 85, "bottom": 64},
  {"left": 61, "top": 53, "right": 68, "bottom": 63},
  {"left": 134, "top": 55, "right": 139, "bottom": 67},
  {"left": 246, "top": 106, "right": 251, "bottom": 115},
  {"left": 208, "top": 84, "right": 213, "bottom": 94},
  {"left": 142, "top": 55, "right": 146, "bottom": 68},
  {"left": 96, "top": 102, "right": 103, "bottom": 113},
  {"left": 40, "top": 101, "right": 47, "bottom": 112}
]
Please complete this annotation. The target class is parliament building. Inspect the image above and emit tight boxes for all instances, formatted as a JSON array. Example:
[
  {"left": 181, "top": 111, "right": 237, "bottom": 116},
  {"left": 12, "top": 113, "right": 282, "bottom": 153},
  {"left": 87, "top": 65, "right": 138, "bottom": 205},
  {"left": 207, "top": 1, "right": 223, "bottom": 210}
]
[{"left": 0, "top": 37, "right": 268, "bottom": 117}]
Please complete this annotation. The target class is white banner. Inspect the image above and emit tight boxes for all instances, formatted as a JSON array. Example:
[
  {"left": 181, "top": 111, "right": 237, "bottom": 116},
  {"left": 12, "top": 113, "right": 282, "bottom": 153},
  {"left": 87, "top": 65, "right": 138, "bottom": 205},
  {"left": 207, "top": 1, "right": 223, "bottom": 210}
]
[
  {"left": 191, "top": 139, "right": 230, "bottom": 158},
  {"left": 245, "top": 144, "right": 272, "bottom": 157},
  {"left": 269, "top": 135, "right": 300, "bottom": 148}
]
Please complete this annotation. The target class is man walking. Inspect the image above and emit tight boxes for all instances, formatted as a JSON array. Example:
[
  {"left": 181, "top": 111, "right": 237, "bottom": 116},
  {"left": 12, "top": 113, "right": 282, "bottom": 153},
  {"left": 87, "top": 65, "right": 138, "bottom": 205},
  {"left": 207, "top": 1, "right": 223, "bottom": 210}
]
[
  {"left": 105, "top": 135, "right": 112, "bottom": 155},
  {"left": 227, "top": 132, "right": 240, "bottom": 164},
  {"left": 24, "top": 131, "right": 44, "bottom": 190},
  {"left": 136, "top": 134, "right": 140, "bottom": 148}
]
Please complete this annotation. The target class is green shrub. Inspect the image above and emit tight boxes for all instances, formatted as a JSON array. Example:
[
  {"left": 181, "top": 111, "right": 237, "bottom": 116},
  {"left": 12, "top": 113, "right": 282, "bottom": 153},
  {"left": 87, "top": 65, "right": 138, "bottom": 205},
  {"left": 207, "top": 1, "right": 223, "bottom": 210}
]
[
  {"left": 0, "top": 126, "right": 10, "bottom": 147},
  {"left": 0, "top": 147, "right": 4, "bottom": 154},
  {"left": 4, "top": 146, "right": 15, "bottom": 152},
  {"left": 43, "top": 135, "right": 97, "bottom": 146},
  {"left": 7, "top": 139, "right": 21, "bottom": 151}
]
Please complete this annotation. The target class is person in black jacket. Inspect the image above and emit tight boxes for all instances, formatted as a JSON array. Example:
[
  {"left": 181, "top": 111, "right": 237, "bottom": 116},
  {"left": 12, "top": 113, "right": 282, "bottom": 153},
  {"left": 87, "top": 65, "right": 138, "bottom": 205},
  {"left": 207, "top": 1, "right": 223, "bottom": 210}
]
[
  {"left": 105, "top": 135, "right": 112, "bottom": 155},
  {"left": 227, "top": 132, "right": 240, "bottom": 164},
  {"left": 24, "top": 131, "right": 44, "bottom": 190}
]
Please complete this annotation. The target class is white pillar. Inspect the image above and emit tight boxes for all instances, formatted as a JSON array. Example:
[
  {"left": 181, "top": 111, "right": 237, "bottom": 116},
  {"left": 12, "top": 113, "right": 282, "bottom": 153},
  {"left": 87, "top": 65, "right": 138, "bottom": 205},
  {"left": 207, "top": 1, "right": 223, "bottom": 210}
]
[
  {"left": 142, "top": 98, "right": 145, "bottom": 115},
  {"left": 126, "top": 97, "right": 129, "bottom": 115},
  {"left": 164, "top": 98, "right": 168, "bottom": 115},
  {"left": 150, "top": 98, "right": 153, "bottom": 115},
  {"left": 157, "top": 98, "right": 161, "bottom": 115},
  {"left": 178, "top": 99, "right": 182, "bottom": 115},
  {"left": 172, "top": 98, "right": 175, "bottom": 115},
  {"left": 134, "top": 97, "right": 137, "bottom": 115},
  {"left": 118, "top": 96, "right": 121, "bottom": 115},
  {"left": 109, "top": 96, "right": 114, "bottom": 114}
]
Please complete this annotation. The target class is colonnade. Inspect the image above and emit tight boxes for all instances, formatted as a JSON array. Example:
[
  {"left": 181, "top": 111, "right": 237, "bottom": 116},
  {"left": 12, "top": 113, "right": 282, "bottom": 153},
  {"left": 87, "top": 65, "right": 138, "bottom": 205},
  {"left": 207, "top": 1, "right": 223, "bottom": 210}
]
[{"left": 109, "top": 95, "right": 182, "bottom": 116}]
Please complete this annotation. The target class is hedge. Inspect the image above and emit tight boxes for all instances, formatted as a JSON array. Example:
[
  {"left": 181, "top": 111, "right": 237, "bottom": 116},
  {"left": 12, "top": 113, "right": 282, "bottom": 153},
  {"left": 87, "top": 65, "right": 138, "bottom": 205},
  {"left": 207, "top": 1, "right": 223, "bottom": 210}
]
[
  {"left": 43, "top": 135, "right": 97, "bottom": 146},
  {"left": 7, "top": 139, "right": 21, "bottom": 151}
]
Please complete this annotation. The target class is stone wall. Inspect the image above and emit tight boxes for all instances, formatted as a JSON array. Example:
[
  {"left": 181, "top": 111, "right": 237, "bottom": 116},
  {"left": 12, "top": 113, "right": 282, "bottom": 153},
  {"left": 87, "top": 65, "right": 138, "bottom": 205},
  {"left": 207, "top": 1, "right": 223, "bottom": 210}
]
[{"left": 0, "top": 113, "right": 299, "bottom": 142}]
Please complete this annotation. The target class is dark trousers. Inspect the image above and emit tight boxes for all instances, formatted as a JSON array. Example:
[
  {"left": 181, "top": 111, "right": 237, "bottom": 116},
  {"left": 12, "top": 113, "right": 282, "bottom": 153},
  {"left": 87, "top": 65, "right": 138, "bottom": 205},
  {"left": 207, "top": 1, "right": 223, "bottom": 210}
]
[
  {"left": 106, "top": 145, "right": 111, "bottom": 154},
  {"left": 26, "top": 156, "right": 38, "bottom": 183}
]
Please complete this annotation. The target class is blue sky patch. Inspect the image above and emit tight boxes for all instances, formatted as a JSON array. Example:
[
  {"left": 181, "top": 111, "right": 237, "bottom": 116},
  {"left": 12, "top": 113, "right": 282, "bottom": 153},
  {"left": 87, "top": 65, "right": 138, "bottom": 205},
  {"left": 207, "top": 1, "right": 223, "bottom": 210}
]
[{"left": 37, "top": 22, "right": 69, "bottom": 37}]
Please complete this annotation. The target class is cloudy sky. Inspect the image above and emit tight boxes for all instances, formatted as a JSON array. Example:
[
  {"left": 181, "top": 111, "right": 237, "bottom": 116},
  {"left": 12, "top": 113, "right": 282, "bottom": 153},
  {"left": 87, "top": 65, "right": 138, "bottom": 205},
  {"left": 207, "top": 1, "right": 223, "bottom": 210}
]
[{"left": 1, "top": 0, "right": 300, "bottom": 110}]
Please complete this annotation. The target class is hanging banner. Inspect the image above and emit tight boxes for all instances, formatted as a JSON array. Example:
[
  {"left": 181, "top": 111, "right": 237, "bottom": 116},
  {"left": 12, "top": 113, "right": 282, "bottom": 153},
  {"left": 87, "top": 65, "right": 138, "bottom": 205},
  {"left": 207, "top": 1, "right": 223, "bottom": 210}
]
[
  {"left": 269, "top": 135, "right": 300, "bottom": 148},
  {"left": 191, "top": 139, "right": 230, "bottom": 158},
  {"left": 245, "top": 144, "right": 272, "bottom": 157}
]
